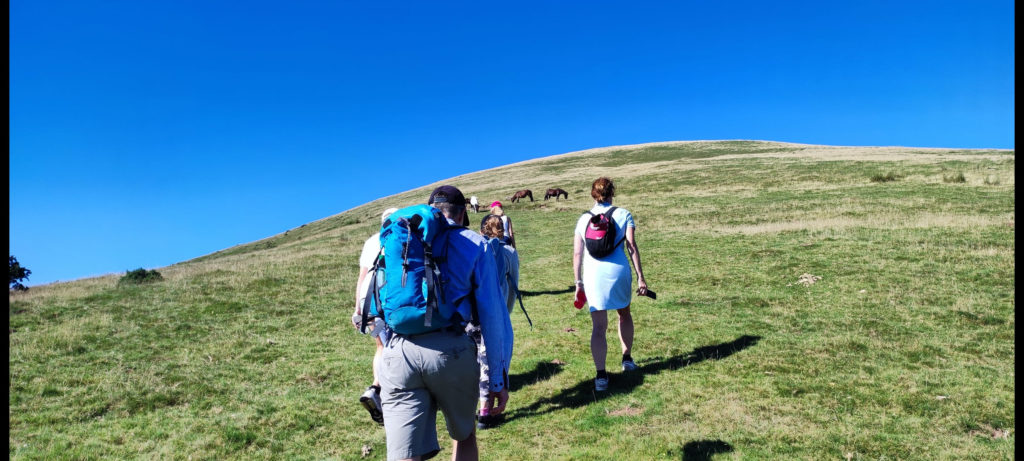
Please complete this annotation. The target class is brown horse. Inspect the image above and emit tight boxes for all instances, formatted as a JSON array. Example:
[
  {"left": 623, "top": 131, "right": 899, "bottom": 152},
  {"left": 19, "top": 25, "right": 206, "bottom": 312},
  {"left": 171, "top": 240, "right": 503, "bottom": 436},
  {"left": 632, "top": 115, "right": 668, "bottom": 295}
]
[
  {"left": 510, "top": 189, "right": 533, "bottom": 203},
  {"left": 544, "top": 188, "right": 568, "bottom": 200}
]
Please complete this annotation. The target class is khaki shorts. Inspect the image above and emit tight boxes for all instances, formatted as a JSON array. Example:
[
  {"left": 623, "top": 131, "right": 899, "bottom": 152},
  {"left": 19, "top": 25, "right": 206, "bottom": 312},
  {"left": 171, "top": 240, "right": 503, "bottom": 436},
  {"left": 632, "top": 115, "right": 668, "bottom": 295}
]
[{"left": 380, "top": 329, "right": 479, "bottom": 461}]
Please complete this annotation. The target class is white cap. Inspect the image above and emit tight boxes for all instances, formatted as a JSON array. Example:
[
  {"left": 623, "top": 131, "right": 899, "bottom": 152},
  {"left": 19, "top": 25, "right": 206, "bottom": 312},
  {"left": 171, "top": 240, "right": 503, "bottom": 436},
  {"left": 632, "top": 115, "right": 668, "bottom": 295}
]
[{"left": 381, "top": 207, "right": 398, "bottom": 224}]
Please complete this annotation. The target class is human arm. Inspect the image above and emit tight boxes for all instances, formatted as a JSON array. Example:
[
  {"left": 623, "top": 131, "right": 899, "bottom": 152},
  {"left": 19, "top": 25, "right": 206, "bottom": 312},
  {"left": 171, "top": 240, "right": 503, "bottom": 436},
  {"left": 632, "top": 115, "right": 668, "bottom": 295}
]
[
  {"left": 352, "top": 266, "right": 369, "bottom": 329},
  {"left": 355, "top": 267, "right": 369, "bottom": 312},
  {"left": 510, "top": 249, "right": 520, "bottom": 296},
  {"left": 507, "top": 217, "right": 516, "bottom": 249},
  {"left": 624, "top": 226, "right": 648, "bottom": 295},
  {"left": 573, "top": 232, "right": 585, "bottom": 298},
  {"left": 484, "top": 383, "right": 510, "bottom": 414}
]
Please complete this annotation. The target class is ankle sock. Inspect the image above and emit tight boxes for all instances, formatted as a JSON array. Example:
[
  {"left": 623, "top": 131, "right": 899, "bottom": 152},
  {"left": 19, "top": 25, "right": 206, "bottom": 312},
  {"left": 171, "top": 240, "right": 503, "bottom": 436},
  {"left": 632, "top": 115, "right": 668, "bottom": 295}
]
[
  {"left": 370, "top": 384, "right": 381, "bottom": 394},
  {"left": 622, "top": 354, "right": 633, "bottom": 363},
  {"left": 596, "top": 370, "right": 608, "bottom": 380}
]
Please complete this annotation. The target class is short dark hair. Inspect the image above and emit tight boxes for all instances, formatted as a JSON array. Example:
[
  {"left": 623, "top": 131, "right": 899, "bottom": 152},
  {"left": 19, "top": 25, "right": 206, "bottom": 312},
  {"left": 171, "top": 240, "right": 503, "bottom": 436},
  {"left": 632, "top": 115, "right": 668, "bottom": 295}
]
[{"left": 433, "top": 201, "right": 465, "bottom": 220}]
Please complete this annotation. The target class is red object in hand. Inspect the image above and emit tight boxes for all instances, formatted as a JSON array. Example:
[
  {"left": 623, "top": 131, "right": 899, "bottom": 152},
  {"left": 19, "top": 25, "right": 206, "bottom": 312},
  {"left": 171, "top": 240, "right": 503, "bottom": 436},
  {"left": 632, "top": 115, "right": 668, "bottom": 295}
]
[{"left": 574, "top": 288, "right": 587, "bottom": 309}]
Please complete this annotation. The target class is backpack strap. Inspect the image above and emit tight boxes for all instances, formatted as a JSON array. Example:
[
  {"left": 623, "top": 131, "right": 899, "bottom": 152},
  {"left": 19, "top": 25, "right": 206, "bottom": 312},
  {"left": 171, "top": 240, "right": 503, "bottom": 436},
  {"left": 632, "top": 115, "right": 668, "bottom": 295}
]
[
  {"left": 491, "top": 236, "right": 533, "bottom": 329},
  {"left": 432, "top": 227, "right": 452, "bottom": 303},
  {"left": 399, "top": 217, "right": 413, "bottom": 287},
  {"left": 604, "top": 207, "right": 627, "bottom": 251},
  {"left": 509, "top": 271, "right": 532, "bottom": 329},
  {"left": 423, "top": 248, "right": 436, "bottom": 328},
  {"left": 425, "top": 226, "right": 456, "bottom": 329},
  {"left": 421, "top": 226, "right": 450, "bottom": 327},
  {"left": 360, "top": 246, "right": 384, "bottom": 334}
]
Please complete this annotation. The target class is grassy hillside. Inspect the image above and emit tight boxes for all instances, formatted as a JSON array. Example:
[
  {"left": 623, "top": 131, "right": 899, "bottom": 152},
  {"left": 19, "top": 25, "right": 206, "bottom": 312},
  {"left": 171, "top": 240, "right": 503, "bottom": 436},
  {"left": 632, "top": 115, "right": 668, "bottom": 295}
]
[{"left": 9, "top": 141, "right": 1015, "bottom": 460}]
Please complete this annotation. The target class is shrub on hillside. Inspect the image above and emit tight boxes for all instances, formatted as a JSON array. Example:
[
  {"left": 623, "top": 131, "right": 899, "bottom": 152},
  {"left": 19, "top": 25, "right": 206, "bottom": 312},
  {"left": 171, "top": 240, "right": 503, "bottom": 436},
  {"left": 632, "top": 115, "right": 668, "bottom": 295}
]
[
  {"left": 118, "top": 268, "right": 164, "bottom": 286},
  {"left": 943, "top": 171, "right": 967, "bottom": 183},
  {"left": 869, "top": 171, "right": 901, "bottom": 183}
]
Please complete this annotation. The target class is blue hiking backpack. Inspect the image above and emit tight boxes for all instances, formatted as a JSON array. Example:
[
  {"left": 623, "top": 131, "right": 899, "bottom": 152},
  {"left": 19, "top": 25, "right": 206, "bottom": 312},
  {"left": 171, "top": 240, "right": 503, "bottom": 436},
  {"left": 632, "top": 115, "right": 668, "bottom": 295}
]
[{"left": 360, "top": 204, "right": 458, "bottom": 335}]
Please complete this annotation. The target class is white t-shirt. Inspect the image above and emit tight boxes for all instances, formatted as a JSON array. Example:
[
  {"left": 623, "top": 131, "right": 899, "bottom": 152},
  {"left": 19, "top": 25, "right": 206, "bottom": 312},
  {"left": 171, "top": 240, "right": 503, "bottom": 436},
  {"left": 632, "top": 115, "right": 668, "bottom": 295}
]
[
  {"left": 500, "top": 215, "right": 511, "bottom": 239},
  {"left": 357, "top": 233, "right": 381, "bottom": 305}
]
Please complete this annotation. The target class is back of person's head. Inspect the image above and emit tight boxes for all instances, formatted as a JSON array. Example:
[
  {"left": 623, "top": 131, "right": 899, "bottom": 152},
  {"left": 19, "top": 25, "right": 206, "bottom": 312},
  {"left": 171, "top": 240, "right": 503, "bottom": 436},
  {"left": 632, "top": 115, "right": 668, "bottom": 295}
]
[
  {"left": 480, "top": 215, "right": 504, "bottom": 240},
  {"left": 428, "top": 185, "right": 469, "bottom": 225},
  {"left": 490, "top": 201, "right": 504, "bottom": 216},
  {"left": 381, "top": 207, "right": 398, "bottom": 225},
  {"left": 591, "top": 177, "right": 615, "bottom": 202}
]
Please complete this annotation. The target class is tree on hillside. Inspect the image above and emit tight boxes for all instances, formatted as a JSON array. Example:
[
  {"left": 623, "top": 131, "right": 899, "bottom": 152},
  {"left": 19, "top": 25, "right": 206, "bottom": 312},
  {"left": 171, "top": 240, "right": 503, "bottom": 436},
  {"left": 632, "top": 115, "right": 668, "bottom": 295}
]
[{"left": 10, "top": 255, "right": 32, "bottom": 291}]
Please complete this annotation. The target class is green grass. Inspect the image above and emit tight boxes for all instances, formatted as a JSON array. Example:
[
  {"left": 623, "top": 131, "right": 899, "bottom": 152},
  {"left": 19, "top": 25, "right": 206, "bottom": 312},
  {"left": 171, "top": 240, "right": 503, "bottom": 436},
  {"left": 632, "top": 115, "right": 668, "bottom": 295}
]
[{"left": 9, "top": 141, "right": 1015, "bottom": 460}]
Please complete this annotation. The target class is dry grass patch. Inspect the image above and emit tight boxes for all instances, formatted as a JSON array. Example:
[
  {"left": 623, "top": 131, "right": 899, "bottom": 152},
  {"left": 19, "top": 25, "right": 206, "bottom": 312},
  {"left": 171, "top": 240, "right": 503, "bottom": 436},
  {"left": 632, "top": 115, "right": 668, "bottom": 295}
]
[
  {"left": 713, "top": 145, "right": 1013, "bottom": 163},
  {"left": 608, "top": 405, "right": 643, "bottom": 417},
  {"left": 710, "top": 213, "right": 1011, "bottom": 235}
]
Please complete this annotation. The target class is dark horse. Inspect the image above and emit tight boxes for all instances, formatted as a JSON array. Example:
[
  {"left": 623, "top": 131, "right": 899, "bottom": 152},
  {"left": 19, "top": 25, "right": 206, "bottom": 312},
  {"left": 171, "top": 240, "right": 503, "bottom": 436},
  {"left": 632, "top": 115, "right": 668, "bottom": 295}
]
[
  {"left": 510, "top": 189, "right": 533, "bottom": 203},
  {"left": 544, "top": 188, "right": 568, "bottom": 201}
]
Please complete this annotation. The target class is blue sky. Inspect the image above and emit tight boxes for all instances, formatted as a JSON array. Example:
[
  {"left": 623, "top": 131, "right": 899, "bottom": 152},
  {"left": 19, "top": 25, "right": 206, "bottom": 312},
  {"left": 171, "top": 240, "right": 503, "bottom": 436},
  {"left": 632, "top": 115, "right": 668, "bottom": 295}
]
[{"left": 9, "top": 1, "right": 1015, "bottom": 286}]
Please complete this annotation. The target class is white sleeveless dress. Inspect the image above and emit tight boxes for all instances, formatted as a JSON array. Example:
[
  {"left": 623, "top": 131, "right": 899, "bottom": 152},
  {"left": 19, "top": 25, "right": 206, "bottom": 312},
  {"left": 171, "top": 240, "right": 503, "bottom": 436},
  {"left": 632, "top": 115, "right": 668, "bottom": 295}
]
[{"left": 574, "top": 203, "right": 635, "bottom": 312}]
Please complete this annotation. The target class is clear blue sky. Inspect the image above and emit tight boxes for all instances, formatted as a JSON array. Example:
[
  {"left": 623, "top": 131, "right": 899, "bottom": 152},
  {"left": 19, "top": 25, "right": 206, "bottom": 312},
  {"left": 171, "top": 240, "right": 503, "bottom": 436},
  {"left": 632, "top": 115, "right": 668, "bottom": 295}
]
[{"left": 9, "top": 1, "right": 1015, "bottom": 286}]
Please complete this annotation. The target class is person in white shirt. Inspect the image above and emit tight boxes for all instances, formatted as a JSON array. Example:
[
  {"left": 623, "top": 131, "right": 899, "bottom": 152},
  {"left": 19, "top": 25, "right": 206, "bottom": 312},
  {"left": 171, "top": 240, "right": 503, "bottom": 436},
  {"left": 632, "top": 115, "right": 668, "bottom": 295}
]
[
  {"left": 351, "top": 207, "right": 398, "bottom": 425},
  {"left": 489, "top": 201, "right": 516, "bottom": 248}
]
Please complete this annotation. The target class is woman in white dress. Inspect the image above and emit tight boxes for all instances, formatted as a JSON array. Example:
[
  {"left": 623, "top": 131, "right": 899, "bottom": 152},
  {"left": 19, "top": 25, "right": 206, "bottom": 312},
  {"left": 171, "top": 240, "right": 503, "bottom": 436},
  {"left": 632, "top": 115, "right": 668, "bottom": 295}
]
[{"left": 572, "top": 177, "right": 649, "bottom": 391}]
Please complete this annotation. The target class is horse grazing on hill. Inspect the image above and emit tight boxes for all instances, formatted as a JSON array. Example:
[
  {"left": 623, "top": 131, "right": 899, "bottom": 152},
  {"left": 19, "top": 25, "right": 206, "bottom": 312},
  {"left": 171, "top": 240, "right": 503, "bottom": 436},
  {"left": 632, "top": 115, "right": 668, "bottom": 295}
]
[
  {"left": 544, "top": 188, "right": 569, "bottom": 201},
  {"left": 510, "top": 189, "right": 534, "bottom": 203}
]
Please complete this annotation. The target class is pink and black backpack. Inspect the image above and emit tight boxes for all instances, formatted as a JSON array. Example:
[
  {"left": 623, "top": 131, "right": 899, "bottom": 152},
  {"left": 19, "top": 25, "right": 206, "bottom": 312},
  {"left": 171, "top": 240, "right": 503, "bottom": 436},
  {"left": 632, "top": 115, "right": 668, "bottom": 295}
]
[{"left": 583, "top": 206, "right": 624, "bottom": 258}]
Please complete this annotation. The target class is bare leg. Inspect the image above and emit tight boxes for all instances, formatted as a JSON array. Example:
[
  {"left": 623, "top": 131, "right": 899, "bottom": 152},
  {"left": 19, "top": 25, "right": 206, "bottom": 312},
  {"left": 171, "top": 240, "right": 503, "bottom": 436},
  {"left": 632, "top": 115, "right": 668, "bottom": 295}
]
[
  {"left": 617, "top": 306, "right": 633, "bottom": 356},
  {"left": 372, "top": 336, "right": 384, "bottom": 386},
  {"left": 590, "top": 310, "right": 609, "bottom": 371},
  {"left": 452, "top": 432, "right": 478, "bottom": 461}
]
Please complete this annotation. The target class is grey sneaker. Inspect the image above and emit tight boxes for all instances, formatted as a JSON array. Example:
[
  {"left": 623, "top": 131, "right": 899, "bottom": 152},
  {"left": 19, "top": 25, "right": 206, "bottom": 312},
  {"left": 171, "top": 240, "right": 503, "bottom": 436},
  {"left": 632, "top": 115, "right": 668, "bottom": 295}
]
[
  {"left": 360, "top": 386, "right": 384, "bottom": 426},
  {"left": 594, "top": 377, "right": 609, "bottom": 392},
  {"left": 621, "top": 359, "right": 638, "bottom": 371}
]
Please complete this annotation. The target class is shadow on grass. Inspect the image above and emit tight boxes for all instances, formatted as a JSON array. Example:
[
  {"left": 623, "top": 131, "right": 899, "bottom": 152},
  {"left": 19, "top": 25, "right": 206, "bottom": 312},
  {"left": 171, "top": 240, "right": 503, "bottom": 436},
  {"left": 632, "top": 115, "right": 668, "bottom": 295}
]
[
  {"left": 519, "top": 286, "right": 574, "bottom": 297},
  {"left": 503, "top": 335, "right": 761, "bottom": 423},
  {"left": 508, "top": 360, "right": 566, "bottom": 392},
  {"left": 681, "top": 440, "right": 733, "bottom": 461}
]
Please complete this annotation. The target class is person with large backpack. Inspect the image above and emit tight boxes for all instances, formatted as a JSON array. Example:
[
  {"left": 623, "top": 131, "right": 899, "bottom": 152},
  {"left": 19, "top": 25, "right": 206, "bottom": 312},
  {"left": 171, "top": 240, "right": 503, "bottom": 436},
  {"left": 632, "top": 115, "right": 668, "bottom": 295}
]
[
  {"left": 572, "top": 177, "right": 651, "bottom": 392},
  {"left": 474, "top": 214, "right": 529, "bottom": 429},
  {"left": 365, "top": 185, "right": 513, "bottom": 461}
]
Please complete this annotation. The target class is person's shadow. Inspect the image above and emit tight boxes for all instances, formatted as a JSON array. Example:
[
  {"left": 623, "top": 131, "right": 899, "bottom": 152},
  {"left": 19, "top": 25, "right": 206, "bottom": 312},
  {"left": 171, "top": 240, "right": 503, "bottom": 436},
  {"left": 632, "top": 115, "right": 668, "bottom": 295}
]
[
  {"left": 681, "top": 440, "right": 733, "bottom": 461},
  {"left": 519, "top": 286, "right": 574, "bottom": 297},
  {"left": 508, "top": 359, "right": 566, "bottom": 392},
  {"left": 503, "top": 335, "right": 761, "bottom": 423}
]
